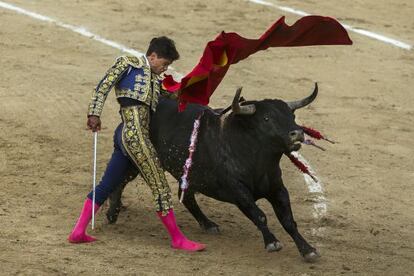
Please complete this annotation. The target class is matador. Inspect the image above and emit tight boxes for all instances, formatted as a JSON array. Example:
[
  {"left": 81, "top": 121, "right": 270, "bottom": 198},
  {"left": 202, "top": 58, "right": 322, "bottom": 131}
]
[{"left": 68, "top": 36, "right": 205, "bottom": 252}]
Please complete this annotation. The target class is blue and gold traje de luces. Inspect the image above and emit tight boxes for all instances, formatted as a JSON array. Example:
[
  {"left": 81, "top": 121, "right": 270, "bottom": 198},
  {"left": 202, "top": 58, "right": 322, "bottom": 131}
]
[{"left": 88, "top": 55, "right": 164, "bottom": 116}]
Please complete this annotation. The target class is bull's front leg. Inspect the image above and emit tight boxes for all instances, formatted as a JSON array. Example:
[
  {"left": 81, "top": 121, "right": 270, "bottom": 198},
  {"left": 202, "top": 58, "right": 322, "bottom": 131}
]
[
  {"left": 107, "top": 166, "right": 140, "bottom": 224},
  {"left": 178, "top": 189, "right": 220, "bottom": 234},
  {"left": 232, "top": 186, "right": 283, "bottom": 252},
  {"left": 268, "top": 184, "right": 320, "bottom": 262}
]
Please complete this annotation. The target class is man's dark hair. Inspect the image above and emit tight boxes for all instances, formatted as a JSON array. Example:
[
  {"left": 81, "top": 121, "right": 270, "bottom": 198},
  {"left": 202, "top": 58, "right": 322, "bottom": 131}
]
[{"left": 146, "top": 36, "right": 180, "bottom": 61}]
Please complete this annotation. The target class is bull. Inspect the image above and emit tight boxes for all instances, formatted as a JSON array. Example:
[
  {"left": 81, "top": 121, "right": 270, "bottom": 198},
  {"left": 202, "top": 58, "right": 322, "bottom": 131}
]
[{"left": 107, "top": 84, "right": 320, "bottom": 262}]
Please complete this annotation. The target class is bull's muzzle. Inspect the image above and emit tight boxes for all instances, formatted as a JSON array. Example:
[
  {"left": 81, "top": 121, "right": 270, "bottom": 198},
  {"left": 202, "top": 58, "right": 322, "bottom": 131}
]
[{"left": 289, "top": 129, "right": 305, "bottom": 151}]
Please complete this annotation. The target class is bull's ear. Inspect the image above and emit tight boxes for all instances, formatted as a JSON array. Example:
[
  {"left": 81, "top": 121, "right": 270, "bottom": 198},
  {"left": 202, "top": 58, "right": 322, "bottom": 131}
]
[
  {"left": 286, "top": 83, "right": 318, "bottom": 111},
  {"left": 232, "top": 87, "right": 256, "bottom": 115}
]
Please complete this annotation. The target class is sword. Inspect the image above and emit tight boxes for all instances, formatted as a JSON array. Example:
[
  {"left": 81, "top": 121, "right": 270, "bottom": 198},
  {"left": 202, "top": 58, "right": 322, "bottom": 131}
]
[{"left": 92, "top": 131, "right": 98, "bottom": 229}]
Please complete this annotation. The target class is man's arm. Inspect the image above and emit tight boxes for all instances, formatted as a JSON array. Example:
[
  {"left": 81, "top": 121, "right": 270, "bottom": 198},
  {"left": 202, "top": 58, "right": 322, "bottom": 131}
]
[
  {"left": 87, "top": 57, "right": 129, "bottom": 132},
  {"left": 87, "top": 57, "right": 130, "bottom": 117}
]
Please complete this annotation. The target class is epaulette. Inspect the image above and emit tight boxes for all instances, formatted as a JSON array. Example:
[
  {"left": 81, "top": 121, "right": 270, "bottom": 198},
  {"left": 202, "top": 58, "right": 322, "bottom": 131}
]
[{"left": 120, "top": 55, "right": 146, "bottom": 69}]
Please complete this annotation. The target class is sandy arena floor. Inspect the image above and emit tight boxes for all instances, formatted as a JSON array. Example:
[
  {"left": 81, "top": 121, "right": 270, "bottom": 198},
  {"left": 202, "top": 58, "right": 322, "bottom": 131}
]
[{"left": 0, "top": 0, "right": 413, "bottom": 275}]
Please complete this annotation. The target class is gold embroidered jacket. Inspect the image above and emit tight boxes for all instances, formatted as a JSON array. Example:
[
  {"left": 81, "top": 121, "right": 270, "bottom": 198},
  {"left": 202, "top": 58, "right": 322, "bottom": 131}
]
[{"left": 87, "top": 55, "right": 175, "bottom": 117}]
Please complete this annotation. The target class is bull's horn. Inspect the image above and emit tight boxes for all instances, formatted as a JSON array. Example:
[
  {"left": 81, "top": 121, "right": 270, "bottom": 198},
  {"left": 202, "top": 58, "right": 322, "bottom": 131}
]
[
  {"left": 286, "top": 83, "right": 318, "bottom": 111},
  {"left": 232, "top": 87, "right": 256, "bottom": 115}
]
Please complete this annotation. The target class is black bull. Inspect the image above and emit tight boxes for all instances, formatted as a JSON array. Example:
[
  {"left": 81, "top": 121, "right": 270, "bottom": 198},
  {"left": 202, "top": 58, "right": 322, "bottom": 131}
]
[{"left": 107, "top": 84, "right": 320, "bottom": 262}]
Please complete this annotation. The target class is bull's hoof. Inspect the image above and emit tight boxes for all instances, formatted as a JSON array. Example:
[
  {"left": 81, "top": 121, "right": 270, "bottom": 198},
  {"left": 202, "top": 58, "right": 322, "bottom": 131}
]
[
  {"left": 266, "top": 241, "right": 283, "bottom": 252},
  {"left": 303, "top": 251, "right": 321, "bottom": 263},
  {"left": 204, "top": 225, "right": 220, "bottom": 234},
  {"left": 106, "top": 212, "right": 119, "bottom": 224},
  {"left": 200, "top": 221, "right": 220, "bottom": 234}
]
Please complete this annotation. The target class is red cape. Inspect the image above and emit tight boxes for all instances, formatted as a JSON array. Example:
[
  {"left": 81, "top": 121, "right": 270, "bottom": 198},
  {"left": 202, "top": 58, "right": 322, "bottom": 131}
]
[{"left": 162, "top": 16, "right": 352, "bottom": 111}]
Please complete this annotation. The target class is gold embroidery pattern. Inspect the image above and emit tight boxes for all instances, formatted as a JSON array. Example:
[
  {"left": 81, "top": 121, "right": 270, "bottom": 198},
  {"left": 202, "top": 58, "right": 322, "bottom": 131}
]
[
  {"left": 135, "top": 74, "right": 146, "bottom": 83},
  {"left": 124, "top": 56, "right": 144, "bottom": 68},
  {"left": 133, "top": 65, "right": 152, "bottom": 104},
  {"left": 88, "top": 57, "right": 130, "bottom": 116},
  {"left": 134, "top": 80, "right": 149, "bottom": 97},
  {"left": 117, "top": 89, "right": 137, "bottom": 98},
  {"left": 88, "top": 55, "right": 167, "bottom": 117},
  {"left": 112, "top": 56, "right": 161, "bottom": 111},
  {"left": 151, "top": 76, "right": 161, "bottom": 110},
  {"left": 120, "top": 105, "right": 173, "bottom": 214}
]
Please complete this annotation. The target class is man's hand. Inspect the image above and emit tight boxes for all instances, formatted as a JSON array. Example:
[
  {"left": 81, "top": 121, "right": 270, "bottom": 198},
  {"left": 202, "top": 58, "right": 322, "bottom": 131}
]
[{"left": 87, "top": 115, "right": 101, "bottom": 132}]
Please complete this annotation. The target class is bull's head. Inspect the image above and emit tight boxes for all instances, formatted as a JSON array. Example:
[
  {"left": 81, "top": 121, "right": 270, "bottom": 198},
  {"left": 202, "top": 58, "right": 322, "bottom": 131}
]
[{"left": 229, "top": 83, "right": 318, "bottom": 153}]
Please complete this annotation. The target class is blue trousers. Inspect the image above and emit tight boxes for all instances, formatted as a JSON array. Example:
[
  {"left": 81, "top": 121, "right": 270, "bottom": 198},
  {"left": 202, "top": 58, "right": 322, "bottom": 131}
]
[
  {"left": 86, "top": 105, "right": 174, "bottom": 214},
  {"left": 87, "top": 124, "right": 135, "bottom": 206}
]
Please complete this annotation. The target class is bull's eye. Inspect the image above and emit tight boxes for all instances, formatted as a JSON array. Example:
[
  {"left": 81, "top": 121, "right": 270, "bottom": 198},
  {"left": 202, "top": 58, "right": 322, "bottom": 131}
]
[{"left": 264, "top": 116, "right": 269, "bottom": 122}]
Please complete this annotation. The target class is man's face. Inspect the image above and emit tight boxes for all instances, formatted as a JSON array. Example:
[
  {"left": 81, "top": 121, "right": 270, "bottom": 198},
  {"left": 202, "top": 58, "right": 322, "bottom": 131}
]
[{"left": 147, "top": 52, "right": 172, "bottom": 75}]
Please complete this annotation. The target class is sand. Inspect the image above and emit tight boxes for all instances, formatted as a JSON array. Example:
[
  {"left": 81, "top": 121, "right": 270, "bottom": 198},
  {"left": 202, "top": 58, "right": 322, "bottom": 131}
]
[{"left": 0, "top": 0, "right": 413, "bottom": 275}]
